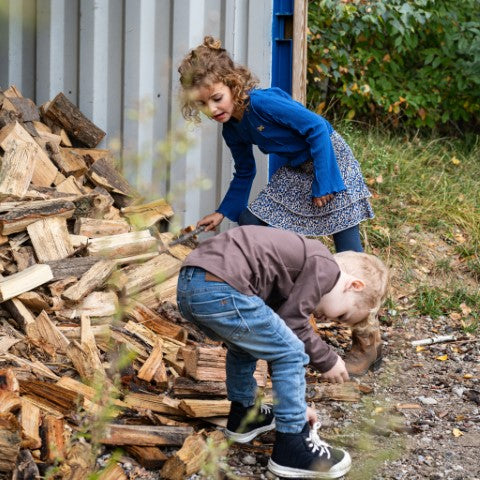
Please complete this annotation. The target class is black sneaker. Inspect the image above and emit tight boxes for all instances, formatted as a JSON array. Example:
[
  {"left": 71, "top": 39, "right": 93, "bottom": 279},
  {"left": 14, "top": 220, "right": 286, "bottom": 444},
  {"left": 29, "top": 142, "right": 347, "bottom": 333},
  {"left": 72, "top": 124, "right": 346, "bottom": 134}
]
[
  {"left": 268, "top": 422, "right": 351, "bottom": 479},
  {"left": 225, "top": 401, "right": 275, "bottom": 443}
]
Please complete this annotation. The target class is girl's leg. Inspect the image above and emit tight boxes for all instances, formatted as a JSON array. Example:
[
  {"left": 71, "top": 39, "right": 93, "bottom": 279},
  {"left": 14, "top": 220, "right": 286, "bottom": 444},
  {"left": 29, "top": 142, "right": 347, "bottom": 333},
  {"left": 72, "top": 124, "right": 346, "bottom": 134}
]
[
  {"left": 333, "top": 224, "right": 363, "bottom": 252},
  {"left": 238, "top": 208, "right": 268, "bottom": 226}
]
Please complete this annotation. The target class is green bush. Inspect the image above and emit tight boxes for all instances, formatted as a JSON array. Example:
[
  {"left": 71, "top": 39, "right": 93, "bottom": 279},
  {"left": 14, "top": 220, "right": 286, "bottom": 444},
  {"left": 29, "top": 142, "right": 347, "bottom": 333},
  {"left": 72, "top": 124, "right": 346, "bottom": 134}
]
[{"left": 307, "top": 0, "right": 480, "bottom": 132}]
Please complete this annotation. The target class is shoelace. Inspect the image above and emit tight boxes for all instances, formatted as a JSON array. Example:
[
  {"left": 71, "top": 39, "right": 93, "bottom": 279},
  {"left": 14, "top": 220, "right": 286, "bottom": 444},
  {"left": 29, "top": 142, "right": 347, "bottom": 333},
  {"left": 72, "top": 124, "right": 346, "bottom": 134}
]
[
  {"left": 306, "top": 422, "right": 332, "bottom": 459},
  {"left": 260, "top": 404, "right": 272, "bottom": 415}
]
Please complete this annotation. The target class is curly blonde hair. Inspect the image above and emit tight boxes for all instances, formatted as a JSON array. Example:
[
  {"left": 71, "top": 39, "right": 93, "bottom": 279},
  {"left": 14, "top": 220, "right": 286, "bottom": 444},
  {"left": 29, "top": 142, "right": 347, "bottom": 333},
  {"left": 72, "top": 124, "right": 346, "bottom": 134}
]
[{"left": 178, "top": 36, "right": 258, "bottom": 122}]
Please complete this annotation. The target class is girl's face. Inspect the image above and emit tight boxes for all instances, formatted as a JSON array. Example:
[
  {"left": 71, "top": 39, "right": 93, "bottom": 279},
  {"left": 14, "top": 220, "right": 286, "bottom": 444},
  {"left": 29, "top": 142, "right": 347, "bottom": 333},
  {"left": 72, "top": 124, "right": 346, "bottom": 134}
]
[{"left": 191, "top": 82, "right": 239, "bottom": 123}]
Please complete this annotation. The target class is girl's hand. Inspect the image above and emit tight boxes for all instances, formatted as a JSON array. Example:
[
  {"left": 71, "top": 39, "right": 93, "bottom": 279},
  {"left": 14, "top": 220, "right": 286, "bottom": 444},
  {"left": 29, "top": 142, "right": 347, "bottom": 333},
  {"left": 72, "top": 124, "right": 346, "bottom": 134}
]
[
  {"left": 306, "top": 405, "right": 318, "bottom": 426},
  {"left": 322, "top": 356, "right": 349, "bottom": 384},
  {"left": 197, "top": 212, "right": 224, "bottom": 232},
  {"left": 312, "top": 194, "right": 334, "bottom": 207}
]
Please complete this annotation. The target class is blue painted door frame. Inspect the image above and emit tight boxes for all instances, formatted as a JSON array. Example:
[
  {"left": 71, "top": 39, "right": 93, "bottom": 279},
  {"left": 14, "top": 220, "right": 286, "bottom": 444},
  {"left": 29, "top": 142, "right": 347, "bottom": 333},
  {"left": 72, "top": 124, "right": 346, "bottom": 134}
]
[{"left": 270, "top": 0, "right": 294, "bottom": 177}]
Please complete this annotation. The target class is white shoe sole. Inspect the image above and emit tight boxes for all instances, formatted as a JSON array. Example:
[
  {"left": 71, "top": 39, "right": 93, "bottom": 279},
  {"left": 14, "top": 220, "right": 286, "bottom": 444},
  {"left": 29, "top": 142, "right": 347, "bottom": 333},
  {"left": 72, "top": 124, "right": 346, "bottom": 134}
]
[
  {"left": 267, "top": 450, "right": 352, "bottom": 479},
  {"left": 225, "top": 420, "right": 276, "bottom": 443}
]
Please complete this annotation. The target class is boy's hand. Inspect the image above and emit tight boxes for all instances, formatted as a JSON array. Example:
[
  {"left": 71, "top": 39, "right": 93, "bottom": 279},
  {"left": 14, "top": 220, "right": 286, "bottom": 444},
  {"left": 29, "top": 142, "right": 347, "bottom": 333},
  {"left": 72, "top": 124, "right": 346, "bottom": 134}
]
[
  {"left": 322, "top": 356, "right": 349, "bottom": 383},
  {"left": 198, "top": 212, "right": 224, "bottom": 232}
]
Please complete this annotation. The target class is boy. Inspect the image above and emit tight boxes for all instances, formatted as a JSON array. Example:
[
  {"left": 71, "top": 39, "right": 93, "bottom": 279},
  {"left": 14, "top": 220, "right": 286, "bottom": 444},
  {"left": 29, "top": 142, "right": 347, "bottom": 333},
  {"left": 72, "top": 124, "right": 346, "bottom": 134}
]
[{"left": 176, "top": 225, "right": 388, "bottom": 479}]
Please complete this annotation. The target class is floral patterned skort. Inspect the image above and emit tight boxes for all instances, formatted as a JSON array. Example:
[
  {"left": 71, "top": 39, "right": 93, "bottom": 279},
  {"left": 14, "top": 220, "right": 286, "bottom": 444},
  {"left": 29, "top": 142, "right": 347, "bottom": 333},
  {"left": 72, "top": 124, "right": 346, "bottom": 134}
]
[{"left": 248, "top": 131, "right": 374, "bottom": 236}]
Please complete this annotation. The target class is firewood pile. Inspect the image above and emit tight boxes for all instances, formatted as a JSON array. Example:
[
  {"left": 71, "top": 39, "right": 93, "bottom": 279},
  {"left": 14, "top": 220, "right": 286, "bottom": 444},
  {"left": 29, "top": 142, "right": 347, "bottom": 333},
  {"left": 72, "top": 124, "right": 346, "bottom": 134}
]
[{"left": 0, "top": 85, "right": 271, "bottom": 479}]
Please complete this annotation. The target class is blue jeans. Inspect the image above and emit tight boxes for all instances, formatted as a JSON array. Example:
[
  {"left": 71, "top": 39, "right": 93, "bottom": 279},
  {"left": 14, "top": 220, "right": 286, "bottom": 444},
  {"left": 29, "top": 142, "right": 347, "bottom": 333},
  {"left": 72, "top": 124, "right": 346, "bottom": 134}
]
[
  {"left": 238, "top": 208, "right": 363, "bottom": 253},
  {"left": 177, "top": 266, "right": 309, "bottom": 433}
]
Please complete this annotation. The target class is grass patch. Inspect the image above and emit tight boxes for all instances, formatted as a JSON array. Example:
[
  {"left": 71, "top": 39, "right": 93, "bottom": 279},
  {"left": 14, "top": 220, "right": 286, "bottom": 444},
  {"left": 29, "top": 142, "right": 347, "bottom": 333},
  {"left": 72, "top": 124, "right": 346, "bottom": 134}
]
[
  {"left": 413, "top": 285, "right": 480, "bottom": 320},
  {"left": 338, "top": 123, "right": 480, "bottom": 256}
]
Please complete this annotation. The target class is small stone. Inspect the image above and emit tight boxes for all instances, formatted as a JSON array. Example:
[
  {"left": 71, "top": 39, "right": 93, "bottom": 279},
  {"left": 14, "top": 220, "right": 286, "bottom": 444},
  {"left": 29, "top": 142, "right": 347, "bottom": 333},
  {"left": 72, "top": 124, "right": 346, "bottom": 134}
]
[
  {"left": 242, "top": 454, "right": 256, "bottom": 466},
  {"left": 418, "top": 396, "right": 438, "bottom": 405},
  {"left": 452, "top": 386, "right": 464, "bottom": 397}
]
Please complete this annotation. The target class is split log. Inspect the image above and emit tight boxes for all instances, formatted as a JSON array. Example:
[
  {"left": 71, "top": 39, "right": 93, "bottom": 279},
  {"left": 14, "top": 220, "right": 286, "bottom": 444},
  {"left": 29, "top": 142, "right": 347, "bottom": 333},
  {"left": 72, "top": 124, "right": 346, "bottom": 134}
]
[
  {"left": 74, "top": 217, "right": 130, "bottom": 238},
  {"left": 126, "top": 301, "right": 187, "bottom": 342},
  {"left": 0, "top": 121, "right": 58, "bottom": 187},
  {"left": 0, "top": 390, "right": 21, "bottom": 414},
  {"left": 121, "top": 198, "right": 174, "bottom": 229},
  {"left": 97, "top": 463, "right": 127, "bottom": 480},
  {"left": 62, "top": 259, "right": 115, "bottom": 304},
  {"left": 20, "top": 398, "right": 41, "bottom": 449},
  {"left": 33, "top": 310, "right": 70, "bottom": 354},
  {"left": 52, "top": 146, "right": 89, "bottom": 177},
  {"left": 56, "top": 377, "right": 126, "bottom": 412},
  {"left": 41, "top": 415, "right": 65, "bottom": 462},
  {"left": 46, "top": 256, "right": 99, "bottom": 281},
  {"left": 123, "top": 393, "right": 183, "bottom": 415},
  {"left": 19, "top": 380, "right": 79, "bottom": 416},
  {"left": 56, "top": 175, "right": 85, "bottom": 195},
  {"left": 125, "top": 446, "right": 167, "bottom": 469},
  {"left": 312, "top": 381, "right": 362, "bottom": 402},
  {"left": 182, "top": 346, "right": 226, "bottom": 382},
  {"left": 135, "top": 275, "right": 178, "bottom": 308},
  {"left": 44, "top": 92, "right": 106, "bottom": 147},
  {"left": 160, "top": 432, "right": 207, "bottom": 480},
  {"left": 123, "top": 253, "right": 182, "bottom": 296},
  {"left": 0, "top": 413, "right": 21, "bottom": 472},
  {"left": 60, "top": 290, "right": 118, "bottom": 318},
  {"left": 2, "top": 353, "right": 59, "bottom": 381},
  {"left": 172, "top": 377, "right": 227, "bottom": 398},
  {"left": 178, "top": 399, "right": 231, "bottom": 418},
  {"left": 101, "top": 424, "right": 194, "bottom": 447},
  {"left": 66, "top": 316, "right": 107, "bottom": 382},
  {"left": 27, "top": 217, "right": 74, "bottom": 262},
  {"left": 160, "top": 430, "right": 225, "bottom": 480},
  {"left": 16, "top": 291, "right": 53, "bottom": 313},
  {"left": 2, "top": 96, "right": 40, "bottom": 122},
  {"left": 182, "top": 345, "right": 267, "bottom": 387},
  {"left": 0, "top": 198, "right": 75, "bottom": 235},
  {"left": 137, "top": 339, "right": 168, "bottom": 386},
  {"left": 87, "top": 230, "right": 157, "bottom": 258},
  {"left": 0, "top": 142, "right": 36, "bottom": 198},
  {"left": 0, "top": 264, "right": 54, "bottom": 302},
  {"left": 3, "top": 299, "right": 36, "bottom": 334},
  {"left": 87, "top": 157, "right": 136, "bottom": 198}
]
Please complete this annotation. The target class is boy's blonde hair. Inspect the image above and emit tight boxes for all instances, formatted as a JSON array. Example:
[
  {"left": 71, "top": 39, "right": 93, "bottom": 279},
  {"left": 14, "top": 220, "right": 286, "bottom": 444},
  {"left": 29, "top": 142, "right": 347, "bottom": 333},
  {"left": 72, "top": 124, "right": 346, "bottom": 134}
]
[
  {"left": 333, "top": 251, "right": 389, "bottom": 316},
  {"left": 178, "top": 36, "right": 258, "bottom": 123}
]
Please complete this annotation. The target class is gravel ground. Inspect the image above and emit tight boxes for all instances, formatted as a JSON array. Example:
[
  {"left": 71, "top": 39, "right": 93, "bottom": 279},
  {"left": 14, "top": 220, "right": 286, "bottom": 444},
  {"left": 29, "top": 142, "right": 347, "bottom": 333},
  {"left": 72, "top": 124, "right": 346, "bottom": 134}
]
[{"left": 214, "top": 313, "right": 480, "bottom": 480}]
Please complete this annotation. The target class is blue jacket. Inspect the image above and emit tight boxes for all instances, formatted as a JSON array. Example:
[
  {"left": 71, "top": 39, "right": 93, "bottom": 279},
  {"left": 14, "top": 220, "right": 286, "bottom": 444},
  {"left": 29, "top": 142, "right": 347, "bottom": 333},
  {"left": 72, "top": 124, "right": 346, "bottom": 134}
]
[{"left": 217, "top": 87, "right": 346, "bottom": 222}]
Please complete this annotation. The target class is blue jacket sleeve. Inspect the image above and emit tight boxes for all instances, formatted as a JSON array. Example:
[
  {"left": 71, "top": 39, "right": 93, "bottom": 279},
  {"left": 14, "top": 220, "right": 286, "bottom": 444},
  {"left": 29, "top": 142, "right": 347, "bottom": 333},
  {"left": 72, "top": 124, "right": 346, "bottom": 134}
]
[
  {"left": 216, "top": 127, "right": 256, "bottom": 222},
  {"left": 251, "top": 90, "right": 346, "bottom": 197}
]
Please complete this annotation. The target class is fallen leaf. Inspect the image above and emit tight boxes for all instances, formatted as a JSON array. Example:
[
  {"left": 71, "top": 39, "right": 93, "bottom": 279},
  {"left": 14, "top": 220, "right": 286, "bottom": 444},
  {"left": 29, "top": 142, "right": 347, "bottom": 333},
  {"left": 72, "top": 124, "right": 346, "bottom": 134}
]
[
  {"left": 436, "top": 354, "right": 448, "bottom": 361},
  {"left": 452, "top": 428, "right": 464, "bottom": 437},
  {"left": 416, "top": 346, "right": 426, "bottom": 352},
  {"left": 449, "top": 312, "right": 462, "bottom": 321},
  {"left": 460, "top": 303, "right": 472, "bottom": 316}
]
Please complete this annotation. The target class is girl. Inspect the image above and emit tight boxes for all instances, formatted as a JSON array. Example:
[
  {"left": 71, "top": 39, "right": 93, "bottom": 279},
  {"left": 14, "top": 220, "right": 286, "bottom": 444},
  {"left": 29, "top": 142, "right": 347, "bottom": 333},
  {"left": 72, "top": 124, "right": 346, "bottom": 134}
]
[{"left": 178, "top": 36, "right": 374, "bottom": 253}]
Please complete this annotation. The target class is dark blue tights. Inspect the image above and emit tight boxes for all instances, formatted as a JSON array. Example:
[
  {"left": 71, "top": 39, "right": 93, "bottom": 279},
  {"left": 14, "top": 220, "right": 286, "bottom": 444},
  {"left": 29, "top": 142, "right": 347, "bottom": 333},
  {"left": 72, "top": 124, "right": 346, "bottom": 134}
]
[{"left": 237, "top": 208, "right": 363, "bottom": 253}]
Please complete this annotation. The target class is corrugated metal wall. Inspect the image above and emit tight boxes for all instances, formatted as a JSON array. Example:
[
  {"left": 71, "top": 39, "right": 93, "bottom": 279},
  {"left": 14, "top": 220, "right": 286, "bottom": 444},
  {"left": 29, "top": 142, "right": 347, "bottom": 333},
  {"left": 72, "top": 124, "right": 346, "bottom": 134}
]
[{"left": 0, "top": 0, "right": 273, "bottom": 228}]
